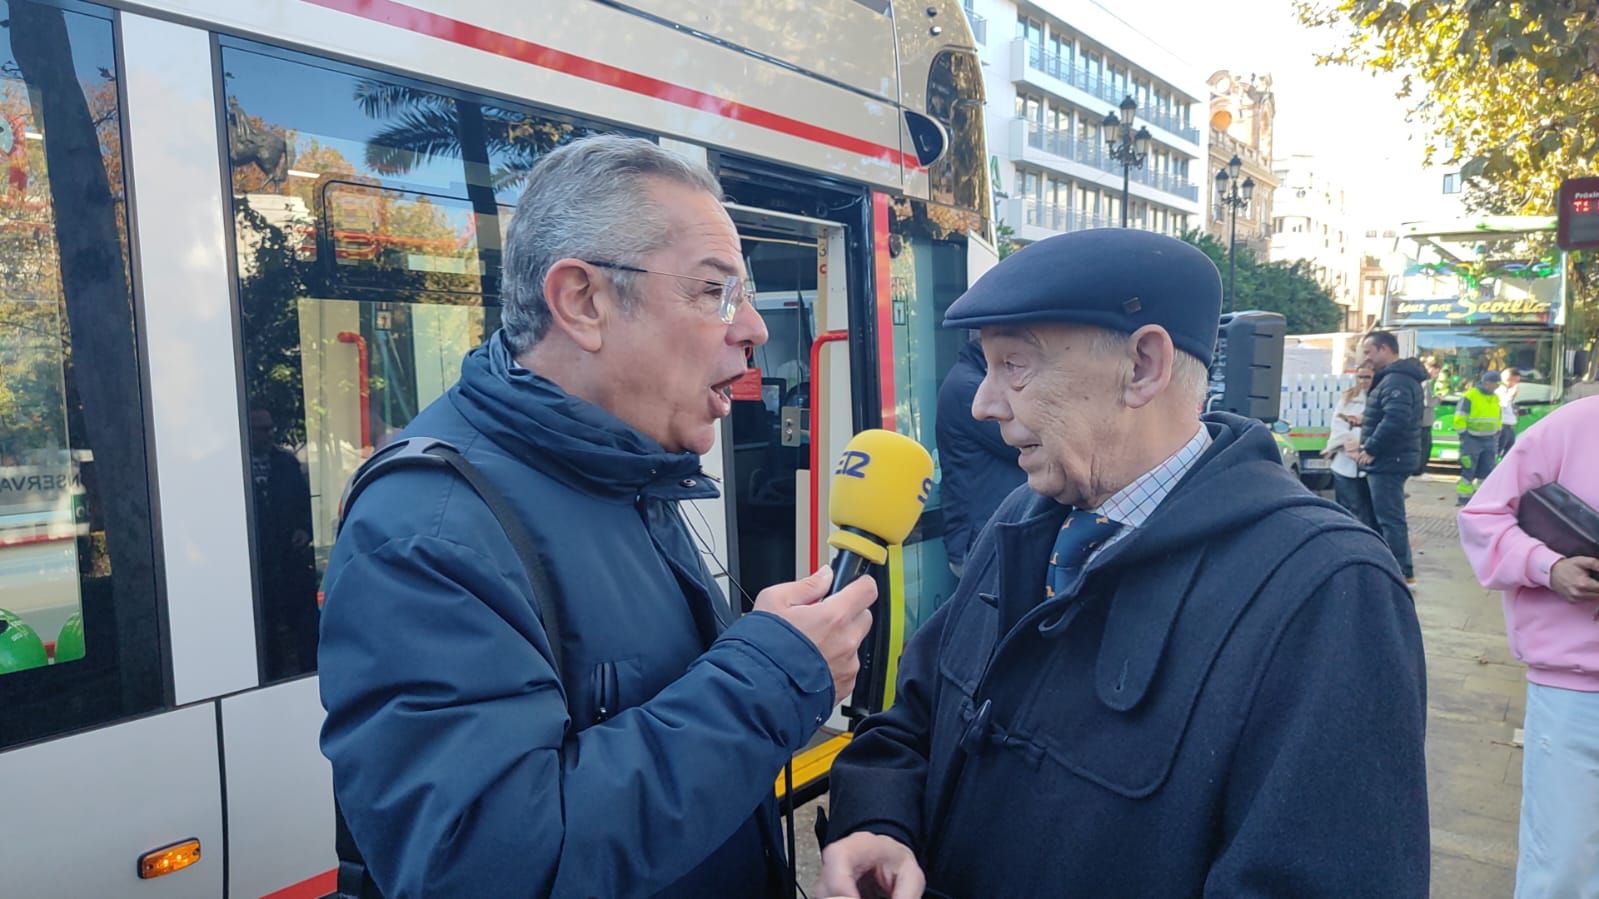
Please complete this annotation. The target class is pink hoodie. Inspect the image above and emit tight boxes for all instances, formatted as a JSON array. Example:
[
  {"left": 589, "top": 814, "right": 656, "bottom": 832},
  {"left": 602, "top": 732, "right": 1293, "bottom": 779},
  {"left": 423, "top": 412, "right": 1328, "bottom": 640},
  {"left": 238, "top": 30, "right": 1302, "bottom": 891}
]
[{"left": 1459, "top": 394, "right": 1599, "bottom": 691}]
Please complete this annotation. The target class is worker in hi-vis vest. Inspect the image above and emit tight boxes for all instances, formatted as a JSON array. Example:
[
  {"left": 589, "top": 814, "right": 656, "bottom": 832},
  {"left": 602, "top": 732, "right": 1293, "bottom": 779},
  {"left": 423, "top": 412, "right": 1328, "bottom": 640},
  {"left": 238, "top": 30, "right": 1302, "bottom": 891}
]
[{"left": 1454, "top": 369, "right": 1503, "bottom": 505}]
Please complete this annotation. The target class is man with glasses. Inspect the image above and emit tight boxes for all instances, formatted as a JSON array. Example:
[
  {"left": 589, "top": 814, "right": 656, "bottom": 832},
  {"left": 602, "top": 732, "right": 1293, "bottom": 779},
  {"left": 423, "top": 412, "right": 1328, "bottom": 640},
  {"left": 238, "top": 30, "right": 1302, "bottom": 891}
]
[{"left": 319, "top": 135, "right": 878, "bottom": 898}]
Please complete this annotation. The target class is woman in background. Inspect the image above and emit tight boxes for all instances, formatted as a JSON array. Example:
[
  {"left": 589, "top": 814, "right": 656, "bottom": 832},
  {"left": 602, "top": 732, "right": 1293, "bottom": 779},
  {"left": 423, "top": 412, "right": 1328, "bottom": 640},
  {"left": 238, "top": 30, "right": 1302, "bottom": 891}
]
[{"left": 1323, "top": 365, "right": 1378, "bottom": 531}]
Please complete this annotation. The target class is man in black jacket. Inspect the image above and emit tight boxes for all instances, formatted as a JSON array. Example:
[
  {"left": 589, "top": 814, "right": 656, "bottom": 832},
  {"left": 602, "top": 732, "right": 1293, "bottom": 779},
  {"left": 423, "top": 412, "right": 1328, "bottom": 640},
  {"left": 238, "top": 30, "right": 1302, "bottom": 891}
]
[
  {"left": 1356, "top": 330, "right": 1427, "bottom": 584},
  {"left": 817, "top": 230, "right": 1428, "bottom": 898},
  {"left": 935, "top": 336, "right": 1025, "bottom": 576}
]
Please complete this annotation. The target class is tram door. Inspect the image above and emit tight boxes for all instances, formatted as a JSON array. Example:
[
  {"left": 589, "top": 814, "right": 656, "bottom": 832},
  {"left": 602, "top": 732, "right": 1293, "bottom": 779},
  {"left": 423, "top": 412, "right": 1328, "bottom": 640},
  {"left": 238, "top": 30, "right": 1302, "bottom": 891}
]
[{"left": 696, "top": 207, "right": 855, "bottom": 640}]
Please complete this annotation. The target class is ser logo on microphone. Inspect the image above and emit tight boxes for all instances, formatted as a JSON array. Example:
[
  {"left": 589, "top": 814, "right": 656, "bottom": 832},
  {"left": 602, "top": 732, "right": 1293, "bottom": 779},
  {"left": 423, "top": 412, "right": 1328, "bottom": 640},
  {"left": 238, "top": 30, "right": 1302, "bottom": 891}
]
[{"left": 834, "top": 450, "right": 871, "bottom": 479}]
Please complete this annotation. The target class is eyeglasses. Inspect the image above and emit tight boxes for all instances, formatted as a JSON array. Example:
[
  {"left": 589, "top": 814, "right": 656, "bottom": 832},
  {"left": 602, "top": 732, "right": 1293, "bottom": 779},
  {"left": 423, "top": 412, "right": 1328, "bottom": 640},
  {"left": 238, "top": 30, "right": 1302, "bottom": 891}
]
[{"left": 583, "top": 260, "right": 753, "bottom": 325}]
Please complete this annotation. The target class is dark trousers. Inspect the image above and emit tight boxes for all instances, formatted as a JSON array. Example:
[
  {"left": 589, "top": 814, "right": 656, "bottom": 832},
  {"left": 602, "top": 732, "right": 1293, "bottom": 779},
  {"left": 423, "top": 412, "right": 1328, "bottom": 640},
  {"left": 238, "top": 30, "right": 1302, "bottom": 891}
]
[
  {"left": 1499, "top": 424, "right": 1517, "bottom": 457},
  {"left": 1365, "top": 471, "right": 1414, "bottom": 578},
  {"left": 1459, "top": 432, "right": 1499, "bottom": 484},
  {"left": 1333, "top": 473, "right": 1379, "bottom": 532}
]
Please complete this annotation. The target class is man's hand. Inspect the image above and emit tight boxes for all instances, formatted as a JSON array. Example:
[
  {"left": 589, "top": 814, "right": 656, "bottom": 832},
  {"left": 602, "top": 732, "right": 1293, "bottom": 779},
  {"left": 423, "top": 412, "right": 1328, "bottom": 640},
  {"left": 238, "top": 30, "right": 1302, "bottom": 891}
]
[
  {"left": 1355, "top": 450, "right": 1374, "bottom": 466},
  {"left": 754, "top": 566, "right": 877, "bottom": 706},
  {"left": 816, "top": 832, "right": 925, "bottom": 899},
  {"left": 1550, "top": 556, "right": 1599, "bottom": 604}
]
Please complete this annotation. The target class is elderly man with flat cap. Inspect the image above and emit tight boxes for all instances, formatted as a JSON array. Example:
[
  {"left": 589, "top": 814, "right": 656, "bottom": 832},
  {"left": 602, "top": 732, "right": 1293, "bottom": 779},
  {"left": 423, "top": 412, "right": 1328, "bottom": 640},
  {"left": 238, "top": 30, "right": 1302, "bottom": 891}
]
[{"left": 817, "top": 229, "right": 1429, "bottom": 899}]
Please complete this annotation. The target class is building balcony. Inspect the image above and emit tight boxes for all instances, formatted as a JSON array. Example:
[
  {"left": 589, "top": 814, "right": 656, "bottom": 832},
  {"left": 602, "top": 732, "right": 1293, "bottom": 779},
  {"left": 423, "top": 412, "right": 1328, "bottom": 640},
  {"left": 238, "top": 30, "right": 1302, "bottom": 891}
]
[
  {"left": 961, "top": 4, "right": 987, "bottom": 44},
  {"left": 1007, "top": 117, "right": 1200, "bottom": 203},
  {"left": 1008, "top": 39, "right": 1201, "bottom": 145},
  {"left": 1000, "top": 196, "right": 1115, "bottom": 243},
  {"left": 1209, "top": 129, "right": 1276, "bottom": 183}
]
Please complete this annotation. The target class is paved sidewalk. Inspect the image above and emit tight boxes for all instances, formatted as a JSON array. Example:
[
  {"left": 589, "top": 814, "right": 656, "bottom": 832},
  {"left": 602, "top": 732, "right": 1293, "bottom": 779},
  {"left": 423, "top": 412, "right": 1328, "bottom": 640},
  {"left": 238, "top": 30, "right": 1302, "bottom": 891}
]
[
  {"left": 792, "top": 472, "right": 1523, "bottom": 897},
  {"left": 1408, "top": 472, "right": 1521, "bottom": 898}
]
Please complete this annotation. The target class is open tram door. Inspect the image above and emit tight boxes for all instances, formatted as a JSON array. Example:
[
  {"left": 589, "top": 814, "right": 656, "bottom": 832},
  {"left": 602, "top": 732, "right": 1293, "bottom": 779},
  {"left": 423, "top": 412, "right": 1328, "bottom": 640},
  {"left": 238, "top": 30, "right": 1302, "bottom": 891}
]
[{"left": 690, "top": 194, "right": 870, "bottom": 807}]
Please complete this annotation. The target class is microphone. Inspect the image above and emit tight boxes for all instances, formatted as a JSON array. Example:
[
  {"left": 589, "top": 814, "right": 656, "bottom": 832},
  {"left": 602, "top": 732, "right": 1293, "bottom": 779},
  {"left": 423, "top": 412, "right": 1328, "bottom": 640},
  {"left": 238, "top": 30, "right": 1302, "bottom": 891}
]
[
  {"left": 826, "top": 428, "right": 935, "bottom": 596},
  {"left": 824, "top": 429, "right": 933, "bottom": 719}
]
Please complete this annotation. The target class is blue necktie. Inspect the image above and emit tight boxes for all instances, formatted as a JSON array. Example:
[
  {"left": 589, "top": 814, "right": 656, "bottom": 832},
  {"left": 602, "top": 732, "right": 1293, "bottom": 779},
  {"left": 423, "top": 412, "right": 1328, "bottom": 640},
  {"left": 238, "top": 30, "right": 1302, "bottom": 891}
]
[{"left": 1045, "top": 509, "right": 1122, "bottom": 600}]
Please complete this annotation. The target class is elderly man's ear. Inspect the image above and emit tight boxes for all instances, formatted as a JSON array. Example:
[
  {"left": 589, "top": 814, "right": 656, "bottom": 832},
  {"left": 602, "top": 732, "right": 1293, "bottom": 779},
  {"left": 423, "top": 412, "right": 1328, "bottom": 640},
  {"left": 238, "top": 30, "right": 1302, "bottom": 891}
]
[{"left": 1121, "top": 325, "right": 1177, "bottom": 409}]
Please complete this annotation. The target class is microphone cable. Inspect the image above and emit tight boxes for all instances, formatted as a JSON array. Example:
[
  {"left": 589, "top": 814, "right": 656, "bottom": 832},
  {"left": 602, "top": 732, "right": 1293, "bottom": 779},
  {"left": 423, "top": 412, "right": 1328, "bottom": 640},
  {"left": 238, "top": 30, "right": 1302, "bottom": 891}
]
[{"left": 682, "top": 498, "right": 811, "bottom": 899}]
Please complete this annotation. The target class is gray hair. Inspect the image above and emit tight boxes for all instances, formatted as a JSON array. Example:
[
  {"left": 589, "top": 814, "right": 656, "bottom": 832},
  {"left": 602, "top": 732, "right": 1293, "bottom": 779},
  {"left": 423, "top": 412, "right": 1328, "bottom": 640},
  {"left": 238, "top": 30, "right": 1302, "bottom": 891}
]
[
  {"left": 499, "top": 134, "right": 723, "bottom": 352},
  {"left": 1089, "top": 328, "right": 1212, "bottom": 410}
]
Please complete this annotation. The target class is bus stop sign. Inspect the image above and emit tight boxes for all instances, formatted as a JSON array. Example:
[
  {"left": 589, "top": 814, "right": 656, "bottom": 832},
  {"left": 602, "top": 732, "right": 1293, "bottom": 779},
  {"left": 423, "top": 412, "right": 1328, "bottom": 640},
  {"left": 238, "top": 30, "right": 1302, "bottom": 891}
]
[{"left": 1557, "top": 176, "right": 1599, "bottom": 250}]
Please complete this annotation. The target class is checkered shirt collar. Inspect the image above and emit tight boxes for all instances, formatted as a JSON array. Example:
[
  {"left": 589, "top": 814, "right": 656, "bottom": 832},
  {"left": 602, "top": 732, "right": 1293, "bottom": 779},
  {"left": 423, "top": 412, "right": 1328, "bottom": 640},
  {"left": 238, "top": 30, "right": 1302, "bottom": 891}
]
[{"left": 1091, "top": 425, "right": 1210, "bottom": 532}]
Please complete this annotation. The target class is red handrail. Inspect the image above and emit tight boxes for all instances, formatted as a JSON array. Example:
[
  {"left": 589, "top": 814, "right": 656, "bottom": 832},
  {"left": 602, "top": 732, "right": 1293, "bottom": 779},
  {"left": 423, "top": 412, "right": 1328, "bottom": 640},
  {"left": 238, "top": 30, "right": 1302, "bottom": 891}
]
[
  {"left": 336, "top": 331, "right": 371, "bottom": 454},
  {"left": 808, "top": 330, "right": 849, "bottom": 573}
]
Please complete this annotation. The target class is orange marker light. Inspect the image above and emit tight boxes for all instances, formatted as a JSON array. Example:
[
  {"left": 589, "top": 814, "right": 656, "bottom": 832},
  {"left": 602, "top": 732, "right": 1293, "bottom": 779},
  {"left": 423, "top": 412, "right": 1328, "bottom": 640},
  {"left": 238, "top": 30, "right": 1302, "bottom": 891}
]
[{"left": 138, "top": 839, "right": 201, "bottom": 879}]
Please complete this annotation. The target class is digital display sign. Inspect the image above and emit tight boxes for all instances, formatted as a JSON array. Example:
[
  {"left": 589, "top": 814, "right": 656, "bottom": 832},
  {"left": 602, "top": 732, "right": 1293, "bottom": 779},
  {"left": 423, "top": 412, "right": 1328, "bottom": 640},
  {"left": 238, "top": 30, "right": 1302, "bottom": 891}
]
[{"left": 1557, "top": 176, "right": 1599, "bottom": 250}]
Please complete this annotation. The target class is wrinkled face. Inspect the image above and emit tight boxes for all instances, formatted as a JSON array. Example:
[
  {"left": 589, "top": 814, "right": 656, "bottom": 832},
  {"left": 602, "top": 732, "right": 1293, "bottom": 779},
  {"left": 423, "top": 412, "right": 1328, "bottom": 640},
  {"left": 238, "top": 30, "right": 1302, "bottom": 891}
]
[
  {"left": 597, "top": 181, "right": 767, "bottom": 455},
  {"left": 973, "top": 324, "right": 1126, "bottom": 507}
]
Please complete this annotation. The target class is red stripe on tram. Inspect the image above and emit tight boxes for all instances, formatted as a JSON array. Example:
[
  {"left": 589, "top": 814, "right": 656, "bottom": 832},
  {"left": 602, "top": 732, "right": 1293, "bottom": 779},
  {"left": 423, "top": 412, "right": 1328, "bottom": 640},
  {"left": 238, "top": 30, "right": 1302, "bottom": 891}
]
[
  {"left": 259, "top": 868, "right": 336, "bottom": 899},
  {"left": 302, "top": 0, "right": 919, "bottom": 170}
]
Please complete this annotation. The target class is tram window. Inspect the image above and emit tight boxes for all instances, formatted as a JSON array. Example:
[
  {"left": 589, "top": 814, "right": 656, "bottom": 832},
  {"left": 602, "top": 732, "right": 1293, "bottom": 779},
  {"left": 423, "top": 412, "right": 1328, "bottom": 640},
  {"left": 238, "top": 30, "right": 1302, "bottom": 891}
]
[
  {"left": 0, "top": 0, "right": 164, "bottom": 749},
  {"left": 220, "top": 41, "right": 611, "bottom": 682},
  {"left": 886, "top": 220, "right": 968, "bottom": 639}
]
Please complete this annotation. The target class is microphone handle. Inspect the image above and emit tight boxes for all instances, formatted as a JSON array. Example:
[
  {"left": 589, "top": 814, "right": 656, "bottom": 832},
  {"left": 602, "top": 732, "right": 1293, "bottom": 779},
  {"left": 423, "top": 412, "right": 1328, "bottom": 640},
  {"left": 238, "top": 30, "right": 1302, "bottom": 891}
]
[{"left": 829, "top": 549, "right": 874, "bottom": 596}]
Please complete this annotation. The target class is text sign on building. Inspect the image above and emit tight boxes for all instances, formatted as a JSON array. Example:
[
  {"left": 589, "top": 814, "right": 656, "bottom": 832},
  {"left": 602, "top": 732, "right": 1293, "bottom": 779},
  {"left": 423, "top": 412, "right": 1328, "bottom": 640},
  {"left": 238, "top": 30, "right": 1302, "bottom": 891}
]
[{"left": 1557, "top": 176, "right": 1599, "bottom": 250}]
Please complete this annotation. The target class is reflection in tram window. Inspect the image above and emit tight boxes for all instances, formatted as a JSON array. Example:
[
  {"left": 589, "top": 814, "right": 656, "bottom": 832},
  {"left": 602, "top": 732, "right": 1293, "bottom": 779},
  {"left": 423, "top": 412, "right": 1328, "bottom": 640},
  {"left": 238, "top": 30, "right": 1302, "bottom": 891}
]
[
  {"left": 221, "top": 41, "right": 616, "bottom": 682},
  {"left": 887, "top": 215, "right": 970, "bottom": 640},
  {"left": 926, "top": 49, "right": 990, "bottom": 223},
  {"left": 0, "top": 0, "right": 163, "bottom": 750}
]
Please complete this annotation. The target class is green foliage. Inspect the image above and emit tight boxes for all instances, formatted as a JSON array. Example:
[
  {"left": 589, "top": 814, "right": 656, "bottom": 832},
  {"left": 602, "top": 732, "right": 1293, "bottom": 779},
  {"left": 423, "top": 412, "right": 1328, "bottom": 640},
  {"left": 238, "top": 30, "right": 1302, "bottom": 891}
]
[
  {"left": 1296, "top": 0, "right": 1599, "bottom": 214},
  {"left": 995, "top": 219, "right": 1017, "bottom": 259},
  {"left": 351, "top": 83, "right": 586, "bottom": 191},
  {"left": 1178, "top": 230, "right": 1346, "bottom": 333}
]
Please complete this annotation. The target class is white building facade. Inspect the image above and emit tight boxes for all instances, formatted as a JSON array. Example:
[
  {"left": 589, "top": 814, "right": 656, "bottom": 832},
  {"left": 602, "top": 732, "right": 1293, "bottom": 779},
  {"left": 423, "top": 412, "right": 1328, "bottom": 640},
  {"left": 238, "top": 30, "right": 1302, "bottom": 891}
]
[
  {"left": 1271, "top": 153, "right": 1363, "bottom": 329},
  {"left": 962, "top": 0, "right": 1206, "bottom": 245}
]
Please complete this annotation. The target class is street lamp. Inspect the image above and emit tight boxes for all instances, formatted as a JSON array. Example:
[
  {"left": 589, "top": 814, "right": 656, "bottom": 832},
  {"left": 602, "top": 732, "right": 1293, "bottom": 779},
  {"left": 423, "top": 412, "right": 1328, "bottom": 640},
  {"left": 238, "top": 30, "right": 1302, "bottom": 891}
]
[
  {"left": 1214, "top": 154, "right": 1255, "bottom": 312},
  {"left": 1102, "top": 95, "right": 1151, "bottom": 228}
]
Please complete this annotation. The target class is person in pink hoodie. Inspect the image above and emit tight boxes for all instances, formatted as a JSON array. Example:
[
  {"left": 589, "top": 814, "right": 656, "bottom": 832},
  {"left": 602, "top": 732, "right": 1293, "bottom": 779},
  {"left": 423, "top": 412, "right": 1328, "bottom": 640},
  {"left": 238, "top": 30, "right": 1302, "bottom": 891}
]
[{"left": 1459, "top": 393, "right": 1599, "bottom": 898}]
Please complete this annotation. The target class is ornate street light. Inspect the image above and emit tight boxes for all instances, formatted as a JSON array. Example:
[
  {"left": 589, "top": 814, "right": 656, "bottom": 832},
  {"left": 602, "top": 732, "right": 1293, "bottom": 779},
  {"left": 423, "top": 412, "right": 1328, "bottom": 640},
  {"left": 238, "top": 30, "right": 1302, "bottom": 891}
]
[
  {"left": 1103, "top": 95, "right": 1151, "bottom": 228},
  {"left": 1214, "top": 154, "right": 1255, "bottom": 312}
]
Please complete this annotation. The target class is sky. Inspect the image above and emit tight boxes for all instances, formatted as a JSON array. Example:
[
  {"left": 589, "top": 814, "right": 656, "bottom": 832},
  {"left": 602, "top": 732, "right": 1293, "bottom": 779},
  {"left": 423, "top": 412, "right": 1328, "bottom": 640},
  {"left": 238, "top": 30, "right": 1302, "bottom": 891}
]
[{"left": 1109, "top": 0, "right": 1446, "bottom": 230}]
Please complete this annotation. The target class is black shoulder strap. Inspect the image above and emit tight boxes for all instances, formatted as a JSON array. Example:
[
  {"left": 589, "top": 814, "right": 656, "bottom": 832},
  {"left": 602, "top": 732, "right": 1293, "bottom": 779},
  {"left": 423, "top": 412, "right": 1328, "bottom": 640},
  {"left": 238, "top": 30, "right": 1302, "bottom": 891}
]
[
  {"left": 334, "top": 801, "right": 380, "bottom": 899},
  {"left": 331, "top": 437, "right": 567, "bottom": 899}
]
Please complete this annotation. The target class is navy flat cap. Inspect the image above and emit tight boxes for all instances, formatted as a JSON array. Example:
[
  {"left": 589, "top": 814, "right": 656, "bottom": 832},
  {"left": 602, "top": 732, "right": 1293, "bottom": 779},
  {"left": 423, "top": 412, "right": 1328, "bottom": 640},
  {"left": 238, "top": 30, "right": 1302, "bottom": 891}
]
[{"left": 944, "top": 228, "right": 1223, "bottom": 362}]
